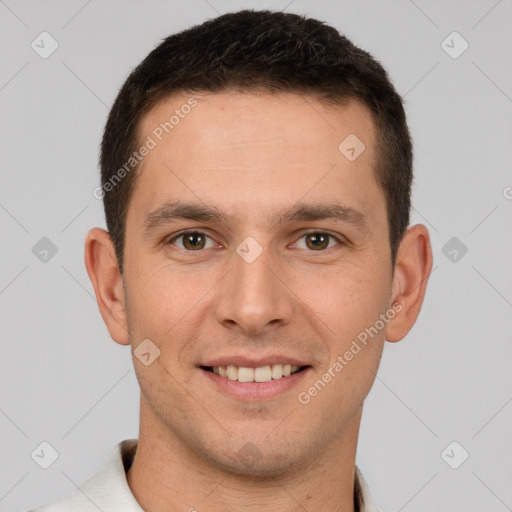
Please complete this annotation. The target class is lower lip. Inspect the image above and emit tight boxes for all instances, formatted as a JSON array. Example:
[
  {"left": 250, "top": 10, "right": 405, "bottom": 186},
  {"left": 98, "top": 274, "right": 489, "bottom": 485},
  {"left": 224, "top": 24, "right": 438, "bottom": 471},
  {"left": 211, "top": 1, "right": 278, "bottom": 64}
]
[{"left": 200, "top": 367, "right": 312, "bottom": 401}]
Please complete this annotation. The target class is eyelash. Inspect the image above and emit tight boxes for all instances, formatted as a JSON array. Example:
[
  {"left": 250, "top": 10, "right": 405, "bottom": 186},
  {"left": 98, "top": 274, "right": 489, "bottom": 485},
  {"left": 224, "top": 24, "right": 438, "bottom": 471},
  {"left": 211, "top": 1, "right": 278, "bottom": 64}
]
[{"left": 167, "top": 229, "right": 345, "bottom": 251}]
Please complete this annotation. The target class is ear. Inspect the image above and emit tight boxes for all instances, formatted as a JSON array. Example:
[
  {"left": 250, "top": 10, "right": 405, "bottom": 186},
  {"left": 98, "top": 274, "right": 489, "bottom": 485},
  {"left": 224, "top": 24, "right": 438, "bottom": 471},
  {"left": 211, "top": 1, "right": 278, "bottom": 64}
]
[
  {"left": 386, "top": 223, "right": 433, "bottom": 343},
  {"left": 84, "top": 227, "right": 129, "bottom": 345}
]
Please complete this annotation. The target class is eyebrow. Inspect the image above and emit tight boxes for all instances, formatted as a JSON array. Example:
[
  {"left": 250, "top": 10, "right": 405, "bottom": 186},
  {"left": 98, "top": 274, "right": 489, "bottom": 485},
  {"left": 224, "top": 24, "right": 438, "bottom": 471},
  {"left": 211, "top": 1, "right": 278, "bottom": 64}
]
[{"left": 143, "top": 200, "right": 369, "bottom": 234}]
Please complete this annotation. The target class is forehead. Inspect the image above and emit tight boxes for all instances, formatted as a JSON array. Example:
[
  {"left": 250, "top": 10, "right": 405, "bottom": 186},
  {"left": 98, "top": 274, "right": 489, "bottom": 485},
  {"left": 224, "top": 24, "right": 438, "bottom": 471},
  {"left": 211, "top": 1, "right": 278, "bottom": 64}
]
[
  {"left": 138, "top": 91, "right": 376, "bottom": 168},
  {"left": 130, "top": 91, "right": 384, "bottom": 233}
]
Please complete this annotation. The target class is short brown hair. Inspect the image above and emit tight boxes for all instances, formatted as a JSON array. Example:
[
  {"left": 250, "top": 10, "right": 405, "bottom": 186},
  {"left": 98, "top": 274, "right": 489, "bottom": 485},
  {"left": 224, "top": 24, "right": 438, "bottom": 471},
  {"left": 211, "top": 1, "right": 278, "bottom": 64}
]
[{"left": 100, "top": 9, "right": 413, "bottom": 274}]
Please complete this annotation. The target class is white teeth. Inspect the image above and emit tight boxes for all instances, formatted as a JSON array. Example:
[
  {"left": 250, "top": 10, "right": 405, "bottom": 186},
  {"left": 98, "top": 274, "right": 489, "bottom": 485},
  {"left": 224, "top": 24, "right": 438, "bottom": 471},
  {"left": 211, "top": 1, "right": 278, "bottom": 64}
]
[
  {"left": 226, "top": 365, "right": 238, "bottom": 380},
  {"left": 271, "top": 364, "right": 283, "bottom": 379},
  {"left": 254, "top": 366, "right": 272, "bottom": 382},
  {"left": 237, "top": 367, "right": 254, "bottom": 382},
  {"left": 210, "top": 364, "right": 303, "bottom": 382}
]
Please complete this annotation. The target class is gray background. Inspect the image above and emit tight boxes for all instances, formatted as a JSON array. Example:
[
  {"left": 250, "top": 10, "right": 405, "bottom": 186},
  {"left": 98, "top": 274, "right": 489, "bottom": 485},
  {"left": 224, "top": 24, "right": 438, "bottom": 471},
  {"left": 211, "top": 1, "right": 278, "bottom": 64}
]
[{"left": 1, "top": 0, "right": 511, "bottom": 510}]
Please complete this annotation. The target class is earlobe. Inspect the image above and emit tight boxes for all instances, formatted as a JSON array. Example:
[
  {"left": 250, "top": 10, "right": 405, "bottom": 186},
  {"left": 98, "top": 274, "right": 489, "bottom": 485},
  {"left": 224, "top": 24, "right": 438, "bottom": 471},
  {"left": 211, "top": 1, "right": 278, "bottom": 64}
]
[
  {"left": 84, "top": 228, "right": 130, "bottom": 345},
  {"left": 386, "top": 224, "right": 433, "bottom": 343}
]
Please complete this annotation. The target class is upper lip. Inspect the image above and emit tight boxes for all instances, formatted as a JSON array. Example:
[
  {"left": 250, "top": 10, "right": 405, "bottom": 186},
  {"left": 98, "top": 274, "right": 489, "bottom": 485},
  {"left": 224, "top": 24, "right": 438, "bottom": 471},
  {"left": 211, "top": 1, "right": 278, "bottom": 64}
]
[{"left": 199, "top": 355, "right": 310, "bottom": 368}]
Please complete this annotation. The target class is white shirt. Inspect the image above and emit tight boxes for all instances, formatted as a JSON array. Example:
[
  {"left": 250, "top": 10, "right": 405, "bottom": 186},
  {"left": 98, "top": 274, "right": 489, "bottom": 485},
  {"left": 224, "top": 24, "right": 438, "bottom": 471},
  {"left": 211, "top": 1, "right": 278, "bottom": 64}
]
[{"left": 31, "top": 439, "right": 380, "bottom": 511}]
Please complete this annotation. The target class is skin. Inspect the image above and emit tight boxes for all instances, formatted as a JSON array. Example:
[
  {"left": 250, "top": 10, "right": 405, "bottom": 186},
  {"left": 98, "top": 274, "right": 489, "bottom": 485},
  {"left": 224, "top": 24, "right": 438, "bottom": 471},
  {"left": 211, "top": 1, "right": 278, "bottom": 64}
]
[{"left": 85, "top": 91, "right": 433, "bottom": 512}]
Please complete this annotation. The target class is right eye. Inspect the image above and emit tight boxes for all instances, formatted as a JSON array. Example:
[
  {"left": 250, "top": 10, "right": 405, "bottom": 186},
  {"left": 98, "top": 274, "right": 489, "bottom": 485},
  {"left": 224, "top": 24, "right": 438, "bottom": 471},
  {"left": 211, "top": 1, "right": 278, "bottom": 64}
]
[{"left": 168, "top": 230, "right": 218, "bottom": 251}]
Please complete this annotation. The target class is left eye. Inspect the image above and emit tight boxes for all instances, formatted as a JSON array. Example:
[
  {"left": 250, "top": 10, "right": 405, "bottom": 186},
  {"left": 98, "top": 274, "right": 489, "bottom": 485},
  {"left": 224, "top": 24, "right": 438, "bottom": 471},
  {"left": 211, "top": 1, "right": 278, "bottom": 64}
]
[
  {"left": 169, "top": 231, "right": 217, "bottom": 251},
  {"left": 293, "top": 231, "right": 342, "bottom": 251}
]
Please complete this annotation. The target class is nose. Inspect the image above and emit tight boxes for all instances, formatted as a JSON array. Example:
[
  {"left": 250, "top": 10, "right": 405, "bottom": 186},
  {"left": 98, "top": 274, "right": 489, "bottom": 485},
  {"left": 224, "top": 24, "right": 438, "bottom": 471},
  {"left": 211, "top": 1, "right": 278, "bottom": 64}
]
[{"left": 214, "top": 242, "right": 294, "bottom": 336}]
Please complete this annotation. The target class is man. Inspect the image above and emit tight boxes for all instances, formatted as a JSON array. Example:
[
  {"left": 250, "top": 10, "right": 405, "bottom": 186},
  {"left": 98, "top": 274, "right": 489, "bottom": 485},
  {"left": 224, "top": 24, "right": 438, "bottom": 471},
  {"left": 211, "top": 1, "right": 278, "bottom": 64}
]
[{"left": 32, "top": 9, "right": 432, "bottom": 512}]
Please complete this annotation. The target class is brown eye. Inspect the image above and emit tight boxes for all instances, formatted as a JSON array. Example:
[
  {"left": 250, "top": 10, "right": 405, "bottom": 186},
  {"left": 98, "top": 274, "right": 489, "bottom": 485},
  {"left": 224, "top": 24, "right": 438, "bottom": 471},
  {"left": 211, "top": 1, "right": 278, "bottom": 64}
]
[
  {"left": 183, "top": 232, "right": 205, "bottom": 250},
  {"left": 294, "top": 231, "right": 342, "bottom": 251},
  {"left": 305, "top": 232, "right": 330, "bottom": 250},
  {"left": 170, "top": 231, "right": 214, "bottom": 250}
]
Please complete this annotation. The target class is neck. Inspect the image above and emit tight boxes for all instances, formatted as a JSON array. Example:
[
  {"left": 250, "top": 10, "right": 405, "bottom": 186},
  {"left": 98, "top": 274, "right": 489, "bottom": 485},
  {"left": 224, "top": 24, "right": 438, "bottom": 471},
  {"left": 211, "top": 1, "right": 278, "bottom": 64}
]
[{"left": 127, "top": 396, "right": 362, "bottom": 512}]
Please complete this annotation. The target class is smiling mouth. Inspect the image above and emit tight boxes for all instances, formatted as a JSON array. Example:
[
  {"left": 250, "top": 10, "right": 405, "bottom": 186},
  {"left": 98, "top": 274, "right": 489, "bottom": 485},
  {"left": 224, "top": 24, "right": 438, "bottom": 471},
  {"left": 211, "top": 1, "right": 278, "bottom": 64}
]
[{"left": 200, "top": 364, "right": 310, "bottom": 383}]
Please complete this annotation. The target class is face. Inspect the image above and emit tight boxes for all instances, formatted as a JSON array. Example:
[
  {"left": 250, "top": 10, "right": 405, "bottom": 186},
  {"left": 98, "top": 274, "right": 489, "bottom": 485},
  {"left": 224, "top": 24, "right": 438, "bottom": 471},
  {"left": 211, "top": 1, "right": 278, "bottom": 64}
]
[{"left": 122, "top": 91, "right": 395, "bottom": 476}]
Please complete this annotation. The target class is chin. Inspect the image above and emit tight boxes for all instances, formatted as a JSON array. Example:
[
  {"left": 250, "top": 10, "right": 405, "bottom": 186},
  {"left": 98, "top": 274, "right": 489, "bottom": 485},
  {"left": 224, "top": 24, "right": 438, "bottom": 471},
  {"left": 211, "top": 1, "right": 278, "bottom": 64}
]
[{"left": 201, "top": 434, "right": 306, "bottom": 478}]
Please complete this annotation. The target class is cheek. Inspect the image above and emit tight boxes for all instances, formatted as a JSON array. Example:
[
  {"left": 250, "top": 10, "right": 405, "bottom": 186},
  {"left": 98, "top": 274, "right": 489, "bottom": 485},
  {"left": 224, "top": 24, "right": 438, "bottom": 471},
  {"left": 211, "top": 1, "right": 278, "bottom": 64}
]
[
  {"left": 294, "top": 260, "right": 389, "bottom": 342},
  {"left": 124, "top": 262, "right": 203, "bottom": 346}
]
